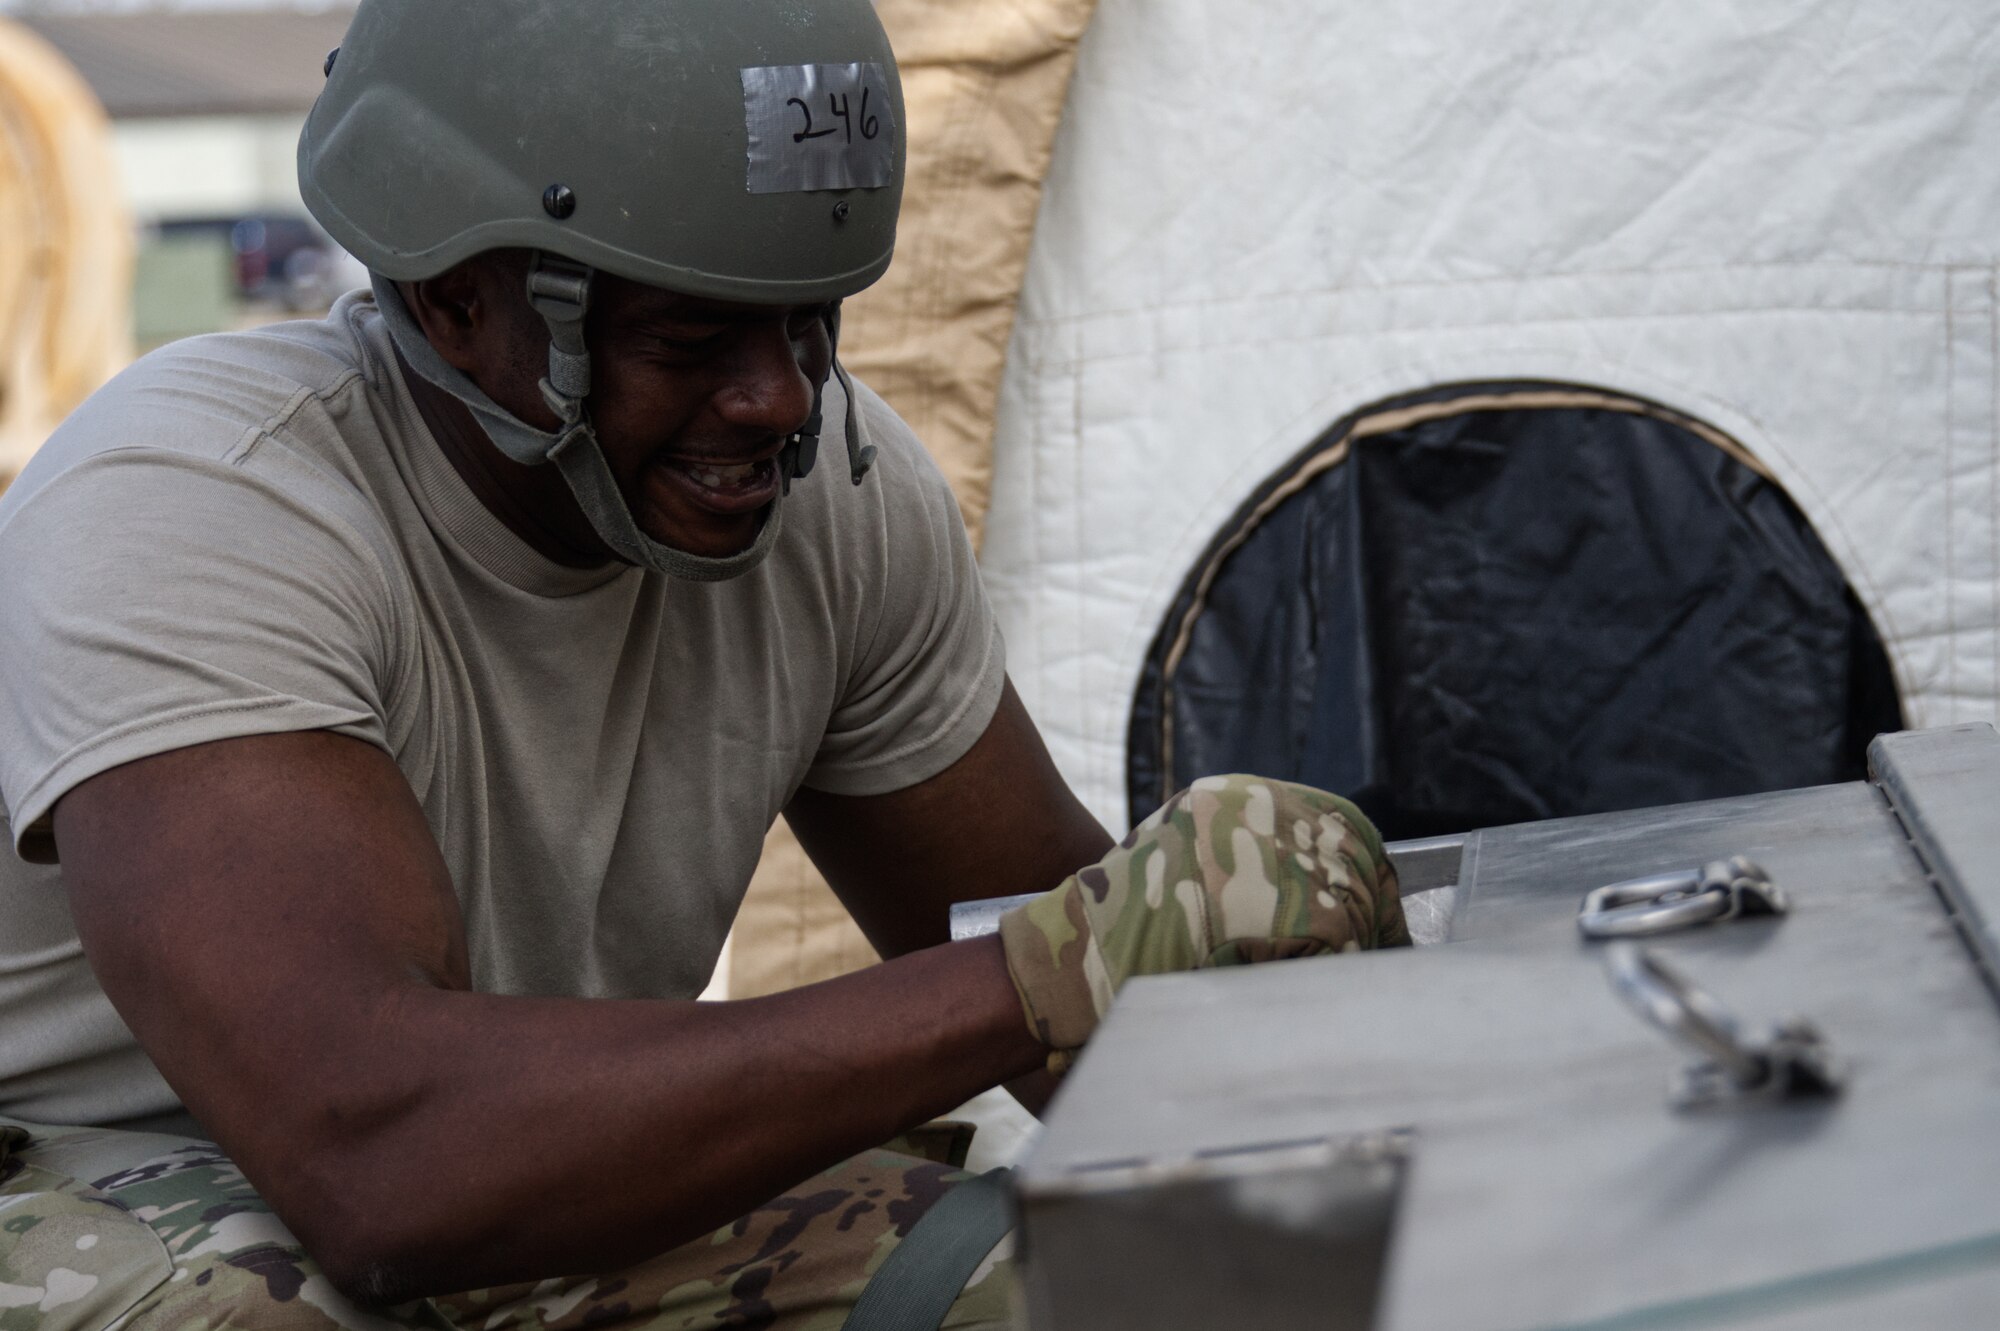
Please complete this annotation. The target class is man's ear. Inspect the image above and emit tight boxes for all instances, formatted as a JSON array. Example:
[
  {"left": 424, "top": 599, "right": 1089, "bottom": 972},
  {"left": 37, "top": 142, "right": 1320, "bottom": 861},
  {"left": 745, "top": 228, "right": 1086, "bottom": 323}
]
[
  {"left": 396, "top": 252, "right": 558, "bottom": 432},
  {"left": 399, "top": 263, "right": 488, "bottom": 374}
]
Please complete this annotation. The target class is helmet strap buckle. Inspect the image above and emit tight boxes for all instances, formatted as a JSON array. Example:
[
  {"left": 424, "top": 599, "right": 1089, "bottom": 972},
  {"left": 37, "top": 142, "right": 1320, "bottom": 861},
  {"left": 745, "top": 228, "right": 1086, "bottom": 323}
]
[{"left": 527, "top": 253, "right": 595, "bottom": 426}]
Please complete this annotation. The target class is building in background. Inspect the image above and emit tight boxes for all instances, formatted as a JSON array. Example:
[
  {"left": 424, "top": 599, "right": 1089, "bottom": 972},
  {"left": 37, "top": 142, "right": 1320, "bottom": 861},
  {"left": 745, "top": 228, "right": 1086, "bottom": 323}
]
[{"left": 8, "top": 1, "right": 362, "bottom": 347}]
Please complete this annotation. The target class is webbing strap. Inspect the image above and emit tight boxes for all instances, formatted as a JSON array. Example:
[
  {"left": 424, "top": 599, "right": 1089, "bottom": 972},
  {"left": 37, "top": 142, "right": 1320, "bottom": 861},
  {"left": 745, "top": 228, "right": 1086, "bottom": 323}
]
[
  {"left": 527, "top": 253, "right": 594, "bottom": 418},
  {"left": 842, "top": 1167, "right": 1015, "bottom": 1331},
  {"left": 822, "top": 303, "right": 877, "bottom": 486}
]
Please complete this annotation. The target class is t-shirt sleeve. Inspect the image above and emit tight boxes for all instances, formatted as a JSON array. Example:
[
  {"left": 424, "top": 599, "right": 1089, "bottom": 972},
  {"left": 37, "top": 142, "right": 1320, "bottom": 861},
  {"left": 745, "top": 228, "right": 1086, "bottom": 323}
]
[
  {"left": 0, "top": 447, "right": 397, "bottom": 863},
  {"left": 801, "top": 385, "right": 1006, "bottom": 796}
]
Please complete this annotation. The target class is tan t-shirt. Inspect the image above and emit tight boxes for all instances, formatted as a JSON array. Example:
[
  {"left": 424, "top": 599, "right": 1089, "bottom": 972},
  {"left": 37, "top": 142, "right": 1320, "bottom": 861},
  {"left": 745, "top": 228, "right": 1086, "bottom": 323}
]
[{"left": 0, "top": 291, "right": 1006, "bottom": 1130}]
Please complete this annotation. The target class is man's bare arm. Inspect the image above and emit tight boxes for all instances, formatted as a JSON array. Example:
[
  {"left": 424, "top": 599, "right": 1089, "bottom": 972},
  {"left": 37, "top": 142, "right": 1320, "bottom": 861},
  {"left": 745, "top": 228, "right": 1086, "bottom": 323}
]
[
  {"left": 787, "top": 680, "right": 1112, "bottom": 1115},
  {"left": 57, "top": 728, "right": 1046, "bottom": 1304},
  {"left": 785, "top": 679, "right": 1114, "bottom": 960}
]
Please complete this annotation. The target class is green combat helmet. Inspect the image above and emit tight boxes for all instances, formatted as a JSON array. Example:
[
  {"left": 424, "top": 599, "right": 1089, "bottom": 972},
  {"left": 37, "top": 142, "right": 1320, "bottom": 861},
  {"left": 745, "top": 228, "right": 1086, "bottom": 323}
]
[{"left": 298, "top": 0, "right": 906, "bottom": 580}]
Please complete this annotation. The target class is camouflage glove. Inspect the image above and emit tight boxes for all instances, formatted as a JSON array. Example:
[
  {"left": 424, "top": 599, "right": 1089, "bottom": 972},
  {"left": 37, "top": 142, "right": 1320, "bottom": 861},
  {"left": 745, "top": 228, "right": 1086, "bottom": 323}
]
[{"left": 999, "top": 774, "right": 1410, "bottom": 1073}]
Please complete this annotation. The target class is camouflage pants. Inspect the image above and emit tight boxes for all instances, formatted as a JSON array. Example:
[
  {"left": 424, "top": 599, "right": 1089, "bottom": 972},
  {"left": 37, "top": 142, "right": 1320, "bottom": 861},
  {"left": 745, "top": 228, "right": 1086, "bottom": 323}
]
[{"left": 0, "top": 1118, "right": 1016, "bottom": 1331}]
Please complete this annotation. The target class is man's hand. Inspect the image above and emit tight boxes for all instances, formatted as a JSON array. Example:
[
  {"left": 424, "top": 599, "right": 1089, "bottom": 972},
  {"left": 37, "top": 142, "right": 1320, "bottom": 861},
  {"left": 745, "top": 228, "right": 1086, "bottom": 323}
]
[{"left": 998, "top": 774, "right": 1411, "bottom": 1071}]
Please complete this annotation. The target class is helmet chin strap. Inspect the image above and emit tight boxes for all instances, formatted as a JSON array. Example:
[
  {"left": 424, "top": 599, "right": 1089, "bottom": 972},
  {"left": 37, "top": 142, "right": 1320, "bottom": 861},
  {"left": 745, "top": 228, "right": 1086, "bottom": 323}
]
[{"left": 370, "top": 257, "right": 875, "bottom": 583}]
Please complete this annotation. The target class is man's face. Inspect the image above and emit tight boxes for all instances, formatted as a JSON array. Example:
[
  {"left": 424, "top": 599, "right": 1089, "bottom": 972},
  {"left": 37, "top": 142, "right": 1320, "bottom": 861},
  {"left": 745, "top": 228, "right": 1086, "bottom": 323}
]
[
  {"left": 581, "top": 275, "right": 834, "bottom": 559},
  {"left": 419, "top": 254, "right": 836, "bottom": 564}
]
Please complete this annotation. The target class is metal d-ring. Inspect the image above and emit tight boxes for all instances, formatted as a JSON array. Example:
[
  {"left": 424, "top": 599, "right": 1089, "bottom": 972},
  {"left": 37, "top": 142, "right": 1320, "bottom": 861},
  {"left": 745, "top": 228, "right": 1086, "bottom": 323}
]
[
  {"left": 1603, "top": 943, "right": 1843, "bottom": 1110},
  {"left": 1604, "top": 944, "right": 1766, "bottom": 1088},
  {"left": 1578, "top": 856, "right": 1787, "bottom": 940}
]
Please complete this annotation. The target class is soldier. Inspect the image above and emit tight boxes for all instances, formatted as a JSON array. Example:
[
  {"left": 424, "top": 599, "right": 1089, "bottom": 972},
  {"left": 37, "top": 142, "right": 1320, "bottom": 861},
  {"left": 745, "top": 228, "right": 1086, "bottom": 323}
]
[{"left": 0, "top": 3, "right": 1409, "bottom": 1328}]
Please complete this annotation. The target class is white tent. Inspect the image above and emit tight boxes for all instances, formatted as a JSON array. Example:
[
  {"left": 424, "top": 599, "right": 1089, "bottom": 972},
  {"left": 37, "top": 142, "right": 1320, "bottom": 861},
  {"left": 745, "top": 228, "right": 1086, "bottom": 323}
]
[{"left": 981, "top": 0, "right": 2000, "bottom": 833}]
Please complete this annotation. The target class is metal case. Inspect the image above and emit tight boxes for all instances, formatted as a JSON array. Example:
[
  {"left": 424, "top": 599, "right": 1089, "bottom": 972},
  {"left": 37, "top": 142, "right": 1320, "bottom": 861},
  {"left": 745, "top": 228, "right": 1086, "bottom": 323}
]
[{"left": 1016, "top": 725, "right": 2000, "bottom": 1329}]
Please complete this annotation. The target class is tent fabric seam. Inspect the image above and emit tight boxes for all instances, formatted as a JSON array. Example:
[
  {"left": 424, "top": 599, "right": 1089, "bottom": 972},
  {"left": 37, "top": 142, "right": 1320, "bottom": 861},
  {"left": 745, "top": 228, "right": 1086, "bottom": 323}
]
[{"left": 1002, "top": 257, "right": 1981, "bottom": 329}]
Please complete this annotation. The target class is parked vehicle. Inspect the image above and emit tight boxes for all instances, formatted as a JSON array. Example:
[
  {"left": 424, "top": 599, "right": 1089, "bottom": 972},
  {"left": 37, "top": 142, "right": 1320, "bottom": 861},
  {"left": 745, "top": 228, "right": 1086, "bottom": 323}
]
[{"left": 153, "top": 213, "right": 364, "bottom": 311}]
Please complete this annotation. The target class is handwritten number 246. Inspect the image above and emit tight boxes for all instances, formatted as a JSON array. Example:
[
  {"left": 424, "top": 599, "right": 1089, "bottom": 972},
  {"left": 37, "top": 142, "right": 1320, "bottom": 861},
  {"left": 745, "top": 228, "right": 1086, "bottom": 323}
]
[{"left": 790, "top": 87, "right": 880, "bottom": 144}]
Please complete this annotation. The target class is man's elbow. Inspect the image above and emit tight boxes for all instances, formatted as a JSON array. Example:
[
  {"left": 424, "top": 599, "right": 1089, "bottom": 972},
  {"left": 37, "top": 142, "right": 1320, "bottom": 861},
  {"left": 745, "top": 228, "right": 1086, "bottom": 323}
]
[
  {"left": 251, "top": 1086, "right": 474, "bottom": 1304},
  {"left": 289, "top": 1178, "right": 468, "bottom": 1307},
  {"left": 318, "top": 1247, "right": 431, "bottom": 1309}
]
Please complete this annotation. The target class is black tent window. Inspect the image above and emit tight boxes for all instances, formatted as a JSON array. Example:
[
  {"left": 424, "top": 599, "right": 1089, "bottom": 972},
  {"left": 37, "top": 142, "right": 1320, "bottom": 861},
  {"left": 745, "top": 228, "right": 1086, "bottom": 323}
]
[{"left": 1127, "top": 380, "right": 1904, "bottom": 840}]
